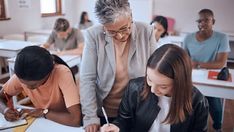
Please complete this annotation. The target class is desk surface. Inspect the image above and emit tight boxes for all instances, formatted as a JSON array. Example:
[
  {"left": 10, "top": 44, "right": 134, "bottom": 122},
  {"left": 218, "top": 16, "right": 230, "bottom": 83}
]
[
  {"left": 26, "top": 118, "right": 84, "bottom": 132},
  {"left": 192, "top": 69, "right": 234, "bottom": 88},
  {"left": 192, "top": 69, "right": 234, "bottom": 99},
  {"left": 25, "top": 29, "right": 52, "bottom": 35},
  {"left": 0, "top": 40, "right": 39, "bottom": 51}
]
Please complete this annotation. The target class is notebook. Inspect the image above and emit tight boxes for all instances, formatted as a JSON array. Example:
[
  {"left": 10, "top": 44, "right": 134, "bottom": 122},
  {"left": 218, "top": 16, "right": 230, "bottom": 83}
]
[{"left": 0, "top": 113, "right": 28, "bottom": 130}]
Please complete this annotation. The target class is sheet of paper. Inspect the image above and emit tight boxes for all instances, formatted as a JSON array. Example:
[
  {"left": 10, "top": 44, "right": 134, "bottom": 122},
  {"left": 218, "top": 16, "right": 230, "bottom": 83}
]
[
  {"left": 0, "top": 113, "right": 27, "bottom": 130},
  {"left": 26, "top": 118, "right": 84, "bottom": 132}
]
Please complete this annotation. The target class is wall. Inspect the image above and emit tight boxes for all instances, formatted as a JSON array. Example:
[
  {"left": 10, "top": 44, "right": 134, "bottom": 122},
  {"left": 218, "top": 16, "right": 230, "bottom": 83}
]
[
  {"left": 75, "top": 0, "right": 153, "bottom": 25},
  {"left": 0, "top": 0, "right": 79, "bottom": 36},
  {"left": 0, "top": 0, "right": 41, "bottom": 36},
  {"left": 154, "top": 0, "right": 234, "bottom": 34},
  {"left": 1, "top": 0, "right": 233, "bottom": 36}
]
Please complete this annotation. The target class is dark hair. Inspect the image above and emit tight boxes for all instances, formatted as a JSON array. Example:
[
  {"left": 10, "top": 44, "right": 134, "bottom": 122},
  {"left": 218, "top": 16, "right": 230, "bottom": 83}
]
[
  {"left": 14, "top": 46, "right": 75, "bottom": 82},
  {"left": 141, "top": 44, "right": 193, "bottom": 124},
  {"left": 54, "top": 18, "right": 70, "bottom": 32},
  {"left": 151, "top": 16, "right": 168, "bottom": 37},
  {"left": 199, "top": 9, "right": 214, "bottom": 17},
  {"left": 80, "top": 11, "right": 91, "bottom": 24}
]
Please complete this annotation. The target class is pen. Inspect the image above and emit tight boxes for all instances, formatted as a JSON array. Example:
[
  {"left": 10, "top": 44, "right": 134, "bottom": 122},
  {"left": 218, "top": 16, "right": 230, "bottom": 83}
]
[
  {"left": 101, "top": 107, "right": 110, "bottom": 126},
  {"left": 3, "top": 91, "right": 14, "bottom": 110}
]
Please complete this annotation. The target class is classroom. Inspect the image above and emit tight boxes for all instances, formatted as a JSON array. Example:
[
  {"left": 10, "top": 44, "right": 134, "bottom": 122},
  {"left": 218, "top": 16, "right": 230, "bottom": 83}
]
[{"left": 0, "top": 0, "right": 234, "bottom": 132}]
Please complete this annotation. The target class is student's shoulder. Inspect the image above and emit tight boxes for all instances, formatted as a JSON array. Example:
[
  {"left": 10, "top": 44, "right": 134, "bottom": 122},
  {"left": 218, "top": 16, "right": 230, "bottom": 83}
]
[
  {"left": 53, "top": 64, "right": 71, "bottom": 74},
  {"left": 192, "top": 87, "right": 208, "bottom": 107},
  {"left": 86, "top": 24, "right": 103, "bottom": 35},
  {"left": 213, "top": 31, "right": 228, "bottom": 39},
  {"left": 127, "top": 77, "right": 145, "bottom": 93},
  {"left": 134, "top": 21, "right": 154, "bottom": 32}
]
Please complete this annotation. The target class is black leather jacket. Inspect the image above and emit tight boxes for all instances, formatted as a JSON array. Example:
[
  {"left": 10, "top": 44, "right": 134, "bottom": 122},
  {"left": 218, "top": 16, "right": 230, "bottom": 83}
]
[{"left": 113, "top": 77, "right": 209, "bottom": 132}]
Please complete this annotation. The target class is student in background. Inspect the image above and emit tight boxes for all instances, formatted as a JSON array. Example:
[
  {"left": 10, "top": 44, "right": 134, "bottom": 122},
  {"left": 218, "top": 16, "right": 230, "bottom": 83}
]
[
  {"left": 42, "top": 18, "right": 84, "bottom": 56},
  {"left": 79, "top": 11, "right": 93, "bottom": 30},
  {"left": 0, "top": 46, "right": 81, "bottom": 127},
  {"left": 101, "top": 44, "right": 209, "bottom": 132},
  {"left": 150, "top": 16, "right": 171, "bottom": 48},
  {"left": 183, "top": 9, "right": 230, "bottom": 131},
  {"left": 80, "top": 0, "right": 156, "bottom": 131}
]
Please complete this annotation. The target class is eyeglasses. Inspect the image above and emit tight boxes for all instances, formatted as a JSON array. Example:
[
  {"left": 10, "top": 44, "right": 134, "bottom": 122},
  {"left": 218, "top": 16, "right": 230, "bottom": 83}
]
[
  {"left": 196, "top": 18, "right": 213, "bottom": 23},
  {"left": 104, "top": 22, "right": 132, "bottom": 37}
]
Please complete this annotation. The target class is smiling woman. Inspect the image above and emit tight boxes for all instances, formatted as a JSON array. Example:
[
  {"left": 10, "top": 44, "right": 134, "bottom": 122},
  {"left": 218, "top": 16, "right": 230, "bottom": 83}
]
[{"left": 80, "top": 0, "right": 156, "bottom": 131}]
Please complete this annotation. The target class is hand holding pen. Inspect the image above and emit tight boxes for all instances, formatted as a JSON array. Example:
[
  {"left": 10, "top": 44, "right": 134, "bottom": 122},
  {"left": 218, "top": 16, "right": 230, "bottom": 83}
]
[
  {"left": 101, "top": 107, "right": 109, "bottom": 126},
  {"left": 3, "top": 91, "right": 20, "bottom": 121},
  {"left": 100, "top": 107, "right": 120, "bottom": 132}
]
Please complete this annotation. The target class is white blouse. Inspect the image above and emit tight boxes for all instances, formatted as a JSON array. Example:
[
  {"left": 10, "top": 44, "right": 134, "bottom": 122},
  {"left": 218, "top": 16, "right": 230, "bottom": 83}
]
[{"left": 148, "top": 96, "right": 172, "bottom": 132}]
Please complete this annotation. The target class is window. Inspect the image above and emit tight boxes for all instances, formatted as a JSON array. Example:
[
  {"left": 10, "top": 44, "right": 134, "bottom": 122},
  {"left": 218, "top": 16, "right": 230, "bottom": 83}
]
[
  {"left": 0, "top": 0, "right": 6, "bottom": 19},
  {"left": 40, "top": 0, "right": 62, "bottom": 17}
]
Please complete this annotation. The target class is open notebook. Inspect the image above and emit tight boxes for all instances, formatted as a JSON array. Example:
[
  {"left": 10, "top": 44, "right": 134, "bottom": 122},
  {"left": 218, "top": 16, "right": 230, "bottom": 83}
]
[{"left": 0, "top": 113, "right": 27, "bottom": 130}]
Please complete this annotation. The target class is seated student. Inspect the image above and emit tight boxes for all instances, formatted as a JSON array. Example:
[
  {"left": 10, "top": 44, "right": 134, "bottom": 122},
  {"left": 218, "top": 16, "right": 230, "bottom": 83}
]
[
  {"left": 101, "top": 44, "right": 209, "bottom": 132},
  {"left": 42, "top": 18, "right": 84, "bottom": 56},
  {"left": 151, "top": 16, "right": 171, "bottom": 48},
  {"left": 79, "top": 11, "right": 93, "bottom": 30},
  {"left": 0, "top": 46, "right": 81, "bottom": 127},
  {"left": 183, "top": 9, "right": 230, "bottom": 131}
]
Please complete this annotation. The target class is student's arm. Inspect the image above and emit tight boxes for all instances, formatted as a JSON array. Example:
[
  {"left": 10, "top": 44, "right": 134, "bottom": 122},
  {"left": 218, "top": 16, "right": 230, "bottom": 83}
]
[
  {"left": 41, "top": 31, "right": 55, "bottom": 49},
  {"left": 44, "top": 104, "right": 81, "bottom": 127},
  {"left": 41, "top": 42, "right": 51, "bottom": 49},
  {"left": 192, "top": 94, "right": 209, "bottom": 132},
  {"left": 194, "top": 52, "right": 228, "bottom": 69},
  {"left": 112, "top": 81, "right": 136, "bottom": 132},
  {"left": 56, "top": 42, "right": 84, "bottom": 56},
  {"left": 0, "top": 76, "right": 23, "bottom": 121},
  {"left": 79, "top": 29, "right": 100, "bottom": 130},
  {"left": 49, "top": 66, "right": 82, "bottom": 127}
]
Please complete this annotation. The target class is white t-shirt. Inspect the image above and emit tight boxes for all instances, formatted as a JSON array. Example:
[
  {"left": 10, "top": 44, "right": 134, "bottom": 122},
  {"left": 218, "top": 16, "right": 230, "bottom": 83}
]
[
  {"left": 156, "top": 36, "right": 171, "bottom": 48},
  {"left": 149, "top": 96, "right": 171, "bottom": 132}
]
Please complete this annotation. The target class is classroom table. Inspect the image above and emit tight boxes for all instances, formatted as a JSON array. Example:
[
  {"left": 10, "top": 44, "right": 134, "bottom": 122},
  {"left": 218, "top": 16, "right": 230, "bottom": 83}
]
[
  {"left": 0, "top": 40, "right": 40, "bottom": 58},
  {"left": 192, "top": 69, "right": 234, "bottom": 100},
  {"left": 0, "top": 40, "right": 40, "bottom": 85},
  {"left": 7, "top": 55, "right": 81, "bottom": 77},
  {"left": 24, "top": 29, "right": 52, "bottom": 41},
  {"left": 0, "top": 114, "right": 84, "bottom": 132},
  {"left": 192, "top": 69, "right": 234, "bottom": 123}
]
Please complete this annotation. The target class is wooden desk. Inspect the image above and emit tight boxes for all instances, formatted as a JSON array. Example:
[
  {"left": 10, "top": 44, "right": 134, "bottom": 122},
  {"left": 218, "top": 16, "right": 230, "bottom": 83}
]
[
  {"left": 24, "top": 29, "right": 52, "bottom": 41},
  {"left": 192, "top": 69, "right": 234, "bottom": 100}
]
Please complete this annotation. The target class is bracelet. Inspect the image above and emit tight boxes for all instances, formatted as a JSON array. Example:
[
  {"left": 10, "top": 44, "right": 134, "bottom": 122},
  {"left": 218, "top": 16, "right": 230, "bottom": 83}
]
[{"left": 3, "top": 107, "right": 9, "bottom": 114}]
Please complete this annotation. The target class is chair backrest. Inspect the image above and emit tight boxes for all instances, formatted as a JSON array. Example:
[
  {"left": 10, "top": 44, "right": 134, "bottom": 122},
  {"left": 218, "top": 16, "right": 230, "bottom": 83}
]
[{"left": 166, "top": 17, "right": 175, "bottom": 34}]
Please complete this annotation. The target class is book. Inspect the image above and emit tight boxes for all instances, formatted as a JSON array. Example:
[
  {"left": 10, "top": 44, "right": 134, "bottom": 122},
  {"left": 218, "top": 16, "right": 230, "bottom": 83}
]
[
  {"left": 0, "top": 113, "right": 27, "bottom": 130},
  {"left": 208, "top": 70, "right": 232, "bottom": 82}
]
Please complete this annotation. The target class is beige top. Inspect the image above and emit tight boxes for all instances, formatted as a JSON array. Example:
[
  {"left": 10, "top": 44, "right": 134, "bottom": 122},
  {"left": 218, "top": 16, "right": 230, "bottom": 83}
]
[
  {"left": 3, "top": 64, "right": 80, "bottom": 111},
  {"left": 47, "top": 28, "right": 84, "bottom": 51},
  {"left": 103, "top": 40, "right": 130, "bottom": 117}
]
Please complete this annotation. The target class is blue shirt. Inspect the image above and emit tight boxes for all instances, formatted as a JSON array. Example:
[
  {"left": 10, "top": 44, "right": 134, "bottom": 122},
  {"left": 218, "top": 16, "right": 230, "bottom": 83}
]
[{"left": 183, "top": 31, "right": 230, "bottom": 62}]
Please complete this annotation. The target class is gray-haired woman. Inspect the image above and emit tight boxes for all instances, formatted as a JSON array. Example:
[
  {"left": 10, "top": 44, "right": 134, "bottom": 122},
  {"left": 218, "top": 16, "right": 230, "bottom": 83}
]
[{"left": 80, "top": 0, "right": 156, "bottom": 131}]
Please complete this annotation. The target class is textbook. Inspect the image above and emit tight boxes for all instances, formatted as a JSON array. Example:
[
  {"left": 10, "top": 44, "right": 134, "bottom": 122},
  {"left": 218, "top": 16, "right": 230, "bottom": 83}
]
[{"left": 0, "top": 113, "right": 27, "bottom": 130}]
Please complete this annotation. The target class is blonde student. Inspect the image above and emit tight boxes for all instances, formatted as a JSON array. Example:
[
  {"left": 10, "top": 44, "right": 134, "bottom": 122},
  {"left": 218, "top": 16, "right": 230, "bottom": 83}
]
[
  {"left": 101, "top": 44, "right": 209, "bottom": 132},
  {"left": 0, "top": 46, "right": 81, "bottom": 127}
]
